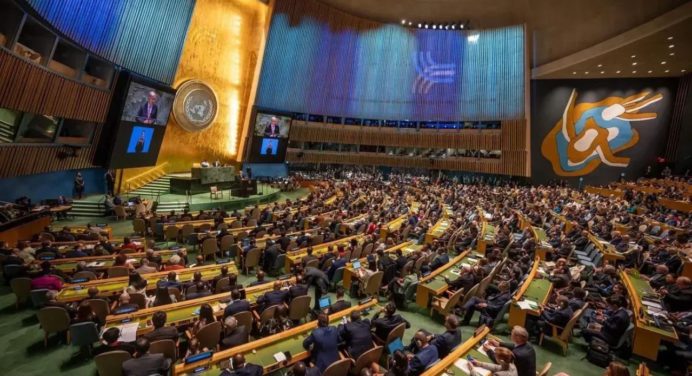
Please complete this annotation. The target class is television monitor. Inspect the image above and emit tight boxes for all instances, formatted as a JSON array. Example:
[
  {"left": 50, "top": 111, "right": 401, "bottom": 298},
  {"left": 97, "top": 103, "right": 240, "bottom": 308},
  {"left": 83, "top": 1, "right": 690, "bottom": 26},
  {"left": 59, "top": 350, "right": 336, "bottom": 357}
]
[{"left": 247, "top": 109, "right": 292, "bottom": 163}]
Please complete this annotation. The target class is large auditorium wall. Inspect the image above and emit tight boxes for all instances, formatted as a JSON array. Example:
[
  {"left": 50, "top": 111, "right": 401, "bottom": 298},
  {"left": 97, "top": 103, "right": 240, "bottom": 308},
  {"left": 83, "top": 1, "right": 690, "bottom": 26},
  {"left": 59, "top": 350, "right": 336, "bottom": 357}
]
[
  {"left": 531, "top": 78, "right": 677, "bottom": 186},
  {"left": 256, "top": 0, "right": 524, "bottom": 121},
  {"left": 0, "top": 168, "right": 105, "bottom": 202},
  {"left": 23, "top": 0, "right": 195, "bottom": 84},
  {"left": 121, "top": 0, "right": 269, "bottom": 182}
]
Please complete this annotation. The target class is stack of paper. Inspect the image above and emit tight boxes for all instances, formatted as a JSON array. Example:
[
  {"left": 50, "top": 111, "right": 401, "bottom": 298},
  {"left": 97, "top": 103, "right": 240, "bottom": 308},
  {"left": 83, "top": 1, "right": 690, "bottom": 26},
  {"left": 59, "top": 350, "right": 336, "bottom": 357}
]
[
  {"left": 454, "top": 358, "right": 491, "bottom": 376},
  {"left": 118, "top": 322, "right": 139, "bottom": 342},
  {"left": 516, "top": 299, "right": 538, "bottom": 310}
]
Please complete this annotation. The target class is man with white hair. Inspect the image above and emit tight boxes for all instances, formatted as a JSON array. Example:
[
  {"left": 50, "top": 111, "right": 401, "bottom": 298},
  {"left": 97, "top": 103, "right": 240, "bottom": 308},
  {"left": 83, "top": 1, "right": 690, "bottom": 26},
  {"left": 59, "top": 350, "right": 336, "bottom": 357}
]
[
  {"left": 483, "top": 326, "right": 536, "bottom": 376},
  {"left": 264, "top": 116, "right": 281, "bottom": 137},
  {"left": 220, "top": 316, "right": 249, "bottom": 349},
  {"left": 136, "top": 90, "right": 159, "bottom": 124}
]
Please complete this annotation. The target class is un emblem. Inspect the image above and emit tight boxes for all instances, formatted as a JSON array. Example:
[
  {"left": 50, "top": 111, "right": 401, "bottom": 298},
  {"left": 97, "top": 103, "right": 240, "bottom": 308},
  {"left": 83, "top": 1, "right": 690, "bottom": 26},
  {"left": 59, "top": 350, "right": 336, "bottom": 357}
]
[{"left": 172, "top": 80, "right": 218, "bottom": 132}]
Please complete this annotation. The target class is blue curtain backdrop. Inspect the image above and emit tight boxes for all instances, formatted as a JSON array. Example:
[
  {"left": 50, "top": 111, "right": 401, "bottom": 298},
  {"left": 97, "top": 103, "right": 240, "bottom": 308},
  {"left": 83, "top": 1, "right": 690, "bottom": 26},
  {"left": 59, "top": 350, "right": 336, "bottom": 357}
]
[
  {"left": 256, "top": 0, "right": 524, "bottom": 121},
  {"left": 25, "top": 0, "right": 195, "bottom": 84}
]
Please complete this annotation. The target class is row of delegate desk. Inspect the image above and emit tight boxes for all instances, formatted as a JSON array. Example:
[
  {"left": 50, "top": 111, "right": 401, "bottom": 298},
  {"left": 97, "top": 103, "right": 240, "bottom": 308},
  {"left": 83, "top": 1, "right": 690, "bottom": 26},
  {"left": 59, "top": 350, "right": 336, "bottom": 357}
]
[
  {"left": 173, "top": 299, "right": 380, "bottom": 375},
  {"left": 342, "top": 241, "right": 423, "bottom": 290},
  {"left": 104, "top": 276, "right": 297, "bottom": 336},
  {"left": 585, "top": 185, "right": 692, "bottom": 213}
]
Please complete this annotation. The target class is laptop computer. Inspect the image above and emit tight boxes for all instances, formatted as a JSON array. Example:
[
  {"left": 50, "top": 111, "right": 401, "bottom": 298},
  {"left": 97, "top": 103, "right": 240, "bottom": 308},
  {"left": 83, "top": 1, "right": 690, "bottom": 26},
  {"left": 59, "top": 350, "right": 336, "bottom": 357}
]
[
  {"left": 352, "top": 260, "right": 361, "bottom": 270},
  {"left": 319, "top": 297, "right": 331, "bottom": 309},
  {"left": 387, "top": 337, "right": 405, "bottom": 353}
]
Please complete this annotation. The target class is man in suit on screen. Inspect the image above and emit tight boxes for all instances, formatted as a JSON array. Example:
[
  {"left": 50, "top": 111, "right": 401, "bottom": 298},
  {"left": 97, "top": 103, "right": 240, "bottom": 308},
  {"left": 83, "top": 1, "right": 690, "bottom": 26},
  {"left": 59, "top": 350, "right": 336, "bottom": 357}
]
[
  {"left": 136, "top": 91, "right": 159, "bottom": 124},
  {"left": 263, "top": 116, "right": 281, "bottom": 138}
]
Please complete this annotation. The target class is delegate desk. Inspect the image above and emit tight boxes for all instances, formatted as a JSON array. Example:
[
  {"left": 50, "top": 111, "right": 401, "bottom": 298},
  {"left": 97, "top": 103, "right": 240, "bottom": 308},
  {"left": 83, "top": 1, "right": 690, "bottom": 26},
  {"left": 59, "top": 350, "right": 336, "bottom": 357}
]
[
  {"left": 531, "top": 226, "right": 553, "bottom": 259},
  {"left": 49, "top": 225, "right": 113, "bottom": 239},
  {"left": 49, "top": 249, "right": 181, "bottom": 274},
  {"left": 421, "top": 326, "right": 492, "bottom": 376},
  {"left": 416, "top": 249, "right": 480, "bottom": 308},
  {"left": 105, "top": 277, "right": 296, "bottom": 336},
  {"left": 174, "top": 299, "right": 379, "bottom": 376},
  {"left": 620, "top": 270, "right": 678, "bottom": 361},
  {"left": 425, "top": 216, "right": 452, "bottom": 244},
  {"left": 342, "top": 241, "right": 421, "bottom": 290},
  {"left": 285, "top": 234, "right": 362, "bottom": 269},
  {"left": 380, "top": 214, "right": 407, "bottom": 239},
  {"left": 507, "top": 258, "right": 553, "bottom": 329},
  {"left": 477, "top": 222, "right": 495, "bottom": 255},
  {"left": 587, "top": 234, "right": 625, "bottom": 263},
  {"left": 57, "top": 262, "right": 239, "bottom": 303}
]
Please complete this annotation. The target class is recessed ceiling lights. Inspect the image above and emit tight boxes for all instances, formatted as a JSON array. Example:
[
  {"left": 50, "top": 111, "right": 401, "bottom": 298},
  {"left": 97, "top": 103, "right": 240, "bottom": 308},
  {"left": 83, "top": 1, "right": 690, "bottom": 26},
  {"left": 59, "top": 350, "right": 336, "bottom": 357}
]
[
  {"left": 648, "top": 70, "right": 653, "bottom": 73},
  {"left": 418, "top": 23, "right": 422, "bottom": 28},
  {"left": 669, "top": 52, "right": 675, "bottom": 56},
  {"left": 401, "top": 19, "right": 406, "bottom": 24},
  {"left": 432, "top": 25, "right": 437, "bottom": 29},
  {"left": 667, "top": 36, "right": 673, "bottom": 40},
  {"left": 600, "top": 71, "right": 605, "bottom": 74},
  {"left": 451, "top": 25, "right": 455, "bottom": 29},
  {"left": 668, "top": 44, "right": 675, "bottom": 48},
  {"left": 616, "top": 70, "right": 621, "bottom": 74},
  {"left": 572, "top": 71, "right": 577, "bottom": 75},
  {"left": 631, "top": 55, "right": 636, "bottom": 58},
  {"left": 632, "top": 70, "right": 637, "bottom": 73},
  {"left": 408, "top": 21, "right": 412, "bottom": 26},
  {"left": 683, "top": 69, "right": 687, "bottom": 73},
  {"left": 597, "top": 64, "right": 603, "bottom": 67},
  {"left": 632, "top": 62, "right": 637, "bottom": 66},
  {"left": 665, "top": 69, "right": 670, "bottom": 73},
  {"left": 661, "top": 61, "right": 666, "bottom": 65}
]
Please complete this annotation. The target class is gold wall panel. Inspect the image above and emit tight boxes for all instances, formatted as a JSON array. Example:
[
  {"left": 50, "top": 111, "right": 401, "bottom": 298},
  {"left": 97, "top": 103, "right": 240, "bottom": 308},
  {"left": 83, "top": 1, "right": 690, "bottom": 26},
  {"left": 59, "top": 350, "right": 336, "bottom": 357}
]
[{"left": 122, "top": 0, "right": 268, "bottom": 181}]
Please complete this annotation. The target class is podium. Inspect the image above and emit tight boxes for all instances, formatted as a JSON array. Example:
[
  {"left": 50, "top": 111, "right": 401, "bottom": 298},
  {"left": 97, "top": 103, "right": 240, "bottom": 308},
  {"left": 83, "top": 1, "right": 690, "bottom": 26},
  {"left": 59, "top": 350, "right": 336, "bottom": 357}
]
[{"left": 169, "top": 165, "right": 256, "bottom": 196}]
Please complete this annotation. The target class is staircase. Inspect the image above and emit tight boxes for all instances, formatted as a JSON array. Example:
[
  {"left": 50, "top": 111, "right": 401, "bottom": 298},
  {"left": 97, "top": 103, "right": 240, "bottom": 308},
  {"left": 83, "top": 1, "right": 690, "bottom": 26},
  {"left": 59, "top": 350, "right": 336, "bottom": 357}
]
[
  {"left": 68, "top": 198, "right": 107, "bottom": 217},
  {"left": 127, "top": 175, "right": 172, "bottom": 199},
  {"left": 0, "top": 120, "right": 15, "bottom": 143},
  {"left": 155, "top": 199, "right": 189, "bottom": 215}
]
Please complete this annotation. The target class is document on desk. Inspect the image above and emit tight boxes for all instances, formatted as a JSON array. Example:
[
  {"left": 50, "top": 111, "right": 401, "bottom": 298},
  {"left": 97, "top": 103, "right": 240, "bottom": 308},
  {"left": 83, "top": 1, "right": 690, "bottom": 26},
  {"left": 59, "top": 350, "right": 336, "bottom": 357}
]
[
  {"left": 273, "top": 352, "right": 287, "bottom": 363},
  {"left": 641, "top": 300, "right": 662, "bottom": 309},
  {"left": 454, "top": 359, "right": 490, "bottom": 376},
  {"left": 119, "top": 322, "right": 139, "bottom": 342},
  {"left": 477, "top": 343, "right": 495, "bottom": 356},
  {"left": 516, "top": 299, "right": 537, "bottom": 310}
]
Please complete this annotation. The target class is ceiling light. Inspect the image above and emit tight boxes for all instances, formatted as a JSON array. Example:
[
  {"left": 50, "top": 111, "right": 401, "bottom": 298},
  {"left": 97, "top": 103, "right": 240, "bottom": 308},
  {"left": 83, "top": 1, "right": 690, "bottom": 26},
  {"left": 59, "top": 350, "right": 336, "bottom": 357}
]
[
  {"left": 572, "top": 71, "right": 577, "bottom": 75},
  {"left": 433, "top": 25, "right": 437, "bottom": 29},
  {"left": 616, "top": 70, "right": 621, "bottom": 74},
  {"left": 584, "top": 71, "right": 589, "bottom": 74},
  {"left": 597, "top": 64, "right": 602, "bottom": 67},
  {"left": 425, "top": 24, "right": 429, "bottom": 28},
  {"left": 648, "top": 70, "right": 653, "bottom": 73},
  {"left": 632, "top": 62, "right": 637, "bottom": 66},
  {"left": 632, "top": 70, "right": 637, "bottom": 73},
  {"left": 665, "top": 69, "right": 670, "bottom": 73},
  {"left": 668, "top": 44, "right": 675, "bottom": 48},
  {"left": 401, "top": 19, "right": 406, "bottom": 24},
  {"left": 669, "top": 52, "right": 675, "bottom": 56},
  {"left": 600, "top": 71, "right": 605, "bottom": 74},
  {"left": 460, "top": 24, "right": 464, "bottom": 29},
  {"left": 451, "top": 25, "right": 455, "bottom": 29},
  {"left": 467, "top": 34, "right": 479, "bottom": 43},
  {"left": 683, "top": 69, "right": 687, "bottom": 73},
  {"left": 661, "top": 61, "right": 666, "bottom": 65},
  {"left": 667, "top": 36, "right": 673, "bottom": 40},
  {"left": 418, "top": 23, "right": 422, "bottom": 28},
  {"left": 408, "top": 21, "right": 412, "bottom": 26},
  {"left": 631, "top": 55, "right": 636, "bottom": 58}
]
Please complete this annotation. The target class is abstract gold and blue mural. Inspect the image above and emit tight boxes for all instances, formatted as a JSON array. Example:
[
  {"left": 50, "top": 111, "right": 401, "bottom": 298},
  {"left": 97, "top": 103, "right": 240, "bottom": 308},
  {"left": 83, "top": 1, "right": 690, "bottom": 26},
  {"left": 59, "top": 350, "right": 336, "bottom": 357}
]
[
  {"left": 531, "top": 79, "right": 676, "bottom": 186},
  {"left": 541, "top": 89, "right": 663, "bottom": 176}
]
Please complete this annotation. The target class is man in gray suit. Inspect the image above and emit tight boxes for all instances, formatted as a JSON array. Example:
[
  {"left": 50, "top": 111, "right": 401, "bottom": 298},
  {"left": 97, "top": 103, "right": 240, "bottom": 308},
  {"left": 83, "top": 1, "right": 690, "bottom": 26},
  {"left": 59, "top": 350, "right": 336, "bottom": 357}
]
[{"left": 122, "top": 337, "right": 172, "bottom": 376}]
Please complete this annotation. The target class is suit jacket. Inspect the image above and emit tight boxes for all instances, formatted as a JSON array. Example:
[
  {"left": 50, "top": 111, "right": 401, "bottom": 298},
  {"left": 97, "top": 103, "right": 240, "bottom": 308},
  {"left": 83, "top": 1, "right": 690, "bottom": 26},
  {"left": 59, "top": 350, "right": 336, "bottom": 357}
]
[
  {"left": 264, "top": 123, "right": 280, "bottom": 137},
  {"left": 122, "top": 353, "right": 171, "bottom": 376},
  {"left": 257, "top": 290, "right": 289, "bottom": 311},
  {"left": 338, "top": 319, "right": 374, "bottom": 359},
  {"left": 664, "top": 285, "right": 692, "bottom": 312},
  {"left": 224, "top": 300, "right": 251, "bottom": 318},
  {"left": 221, "top": 325, "right": 249, "bottom": 349},
  {"left": 372, "top": 314, "right": 410, "bottom": 341},
  {"left": 448, "top": 273, "right": 476, "bottom": 293},
  {"left": 220, "top": 363, "right": 264, "bottom": 376},
  {"left": 492, "top": 342, "right": 535, "bottom": 376},
  {"left": 430, "top": 254, "right": 450, "bottom": 271},
  {"left": 431, "top": 329, "right": 461, "bottom": 357},
  {"left": 289, "top": 284, "right": 309, "bottom": 300},
  {"left": 304, "top": 267, "right": 330, "bottom": 292},
  {"left": 328, "top": 299, "right": 351, "bottom": 314},
  {"left": 327, "top": 258, "right": 347, "bottom": 280},
  {"left": 598, "top": 308, "right": 630, "bottom": 345},
  {"left": 408, "top": 345, "right": 438, "bottom": 376},
  {"left": 485, "top": 291, "right": 511, "bottom": 315},
  {"left": 541, "top": 306, "right": 573, "bottom": 334},
  {"left": 136, "top": 103, "right": 158, "bottom": 124},
  {"left": 143, "top": 326, "right": 179, "bottom": 342},
  {"left": 304, "top": 326, "right": 340, "bottom": 372}
]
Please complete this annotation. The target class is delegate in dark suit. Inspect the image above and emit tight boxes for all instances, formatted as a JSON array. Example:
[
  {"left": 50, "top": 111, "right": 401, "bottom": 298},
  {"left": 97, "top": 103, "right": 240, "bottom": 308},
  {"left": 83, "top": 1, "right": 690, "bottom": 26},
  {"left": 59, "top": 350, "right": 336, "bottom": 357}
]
[
  {"left": 220, "top": 363, "right": 264, "bottom": 376},
  {"left": 540, "top": 306, "right": 573, "bottom": 335},
  {"left": 122, "top": 353, "right": 171, "bottom": 376},
  {"left": 489, "top": 342, "right": 536, "bottom": 376},
  {"left": 328, "top": 299, "right": 352, "bottom": 314},
  {"left": 264, "top": 123, "right": 280, "bottom": 137},
  {"left": 221, "top": 325, "right": 249, "bottom": 349},
  {"left": 338, "top": 318, "right": 374, "bottom": 359},
  {"left": 288, "top": 283, "right": 309, "bottom": 301},
  {"left": 224, "top": 299, "right": 251, "bottom": 318},
  {"left": 431, "top": 329, "right": 461, "bottom": 357},
  {"left": 257, "top": 289, "right": 289, "bottom": 312},
  {"left": 135, "top": 103, "right": 158, "bottom": 124},
  {"left": 408, "top": 345, "right": 438, "bottom": 376},
  {"left": 303, "top": 325, "right": 340, "bottom": 372}
]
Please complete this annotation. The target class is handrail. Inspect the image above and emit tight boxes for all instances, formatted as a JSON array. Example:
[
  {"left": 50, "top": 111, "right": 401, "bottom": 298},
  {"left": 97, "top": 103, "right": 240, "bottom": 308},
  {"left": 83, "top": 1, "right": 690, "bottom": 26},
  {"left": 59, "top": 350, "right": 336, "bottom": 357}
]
[{"left": 124, "top": 162, "right": 169, "bottom": 193}]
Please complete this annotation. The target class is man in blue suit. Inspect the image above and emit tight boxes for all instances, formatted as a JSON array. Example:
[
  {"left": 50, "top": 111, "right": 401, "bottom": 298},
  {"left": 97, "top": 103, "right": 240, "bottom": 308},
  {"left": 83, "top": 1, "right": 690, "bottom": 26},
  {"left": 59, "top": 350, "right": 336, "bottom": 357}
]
[
  {"left": 327, "top": 248, "right": 347, "bottom": 281},
  {"left": 338, "top": 310, "right": 374, "bottom": 359},
  {"left": 135, "top": 91, "right": 159, "bottom": 124},
  {"left": 223, "top": 289, "right": 251, "bottom": 318},
  {"left": 256, "top": 281, "right": 289, "bottom": 312},
  {"left": 408, "top": 330, "right": 439, "bottom": 376},
  {"left": 303, "top": 313, "right": 340, "bottom": 372}
]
